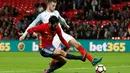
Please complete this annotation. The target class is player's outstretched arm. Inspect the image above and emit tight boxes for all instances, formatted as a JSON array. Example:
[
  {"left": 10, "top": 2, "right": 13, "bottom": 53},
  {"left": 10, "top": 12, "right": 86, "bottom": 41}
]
[
  {"left": 27, "top": 24, "right": 44, "bottom": 35},
  {"left": 19, "top": 14, "right": 41, "bottom": 41},
  {"left": 59, "top": 16, "right": 70, "bottom": 28},
  {"left": 55, "top": 10, "right": 70, "bottom": 28}
]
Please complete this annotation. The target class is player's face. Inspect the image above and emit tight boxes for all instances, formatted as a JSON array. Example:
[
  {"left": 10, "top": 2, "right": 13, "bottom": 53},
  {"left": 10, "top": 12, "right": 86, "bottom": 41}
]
[
  {"left": 49, "top": 2, "right": 57, "bottom": 12},
  {"left": 50, "top": 23, "right": 58, "bottom": 30}
]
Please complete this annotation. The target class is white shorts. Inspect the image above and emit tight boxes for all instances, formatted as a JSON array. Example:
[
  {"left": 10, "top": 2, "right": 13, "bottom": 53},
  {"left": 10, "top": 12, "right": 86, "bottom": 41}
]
[{"left": 52, "top": 32, "right": 74, "bottom": 49}]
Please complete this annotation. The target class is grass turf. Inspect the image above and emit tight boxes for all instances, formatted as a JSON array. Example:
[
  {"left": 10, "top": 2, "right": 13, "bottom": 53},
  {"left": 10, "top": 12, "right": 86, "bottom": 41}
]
[{"left": 0, "top": 52, "right": 130, "bottom": 73}]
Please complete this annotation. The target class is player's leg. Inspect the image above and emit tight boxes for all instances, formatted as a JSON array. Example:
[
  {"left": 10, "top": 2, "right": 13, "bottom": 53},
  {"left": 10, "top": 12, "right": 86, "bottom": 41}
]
[
  {"left": 39, "top": 47, "right": 66, "bottom": 73},
  {"left": 53, "top": 49, "right": 87, "bottom": 61},
  {"left": 49, "top": 44, "right": 69, "bottom": 67},
  {"left": 68, "top": 39, "right": 102, "bottom": 66},
  {"left": 62, "top": 32, "right": 93, "bottom": 61},
  {"left": 62, "top": 33, "right": 102, "bottom": 66},
  {"left": 44, "top": 56, "right": 67, "bottom": 73},
  {"left": 68, "top": 39, "right": 93, "bottom": 61},
  {"left": 39, "top": 45, "right": 86, "bottom": 62},
  {"left": 49, "top": 48, "right": 86, "bottom": 68},
  {"left": 49, "top": 59, "right": 56, "bottom": 68},
  {"left": 50, "top": 34, "right": 62, "bottom": 69},
  {"left": 50, "top": 34, "right": 86, "bottom": 67},
  {"left": 41, "top": 45, "right": 85, "bottom": 73}
]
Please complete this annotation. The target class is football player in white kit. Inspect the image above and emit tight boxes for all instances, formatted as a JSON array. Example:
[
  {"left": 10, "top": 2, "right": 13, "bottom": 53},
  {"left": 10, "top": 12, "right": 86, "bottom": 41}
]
[{"left": 19, "top": 0, "right": 102, "bottom": 68}]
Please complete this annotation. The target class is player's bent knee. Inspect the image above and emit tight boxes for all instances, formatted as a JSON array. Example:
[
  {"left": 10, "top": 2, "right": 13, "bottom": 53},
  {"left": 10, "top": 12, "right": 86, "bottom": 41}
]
[
  {"left": 60, "top": 50, "right": 66, "bottom": 56},
  {"left": 56, "top": 56, "right": 67, "bottom": 64}
]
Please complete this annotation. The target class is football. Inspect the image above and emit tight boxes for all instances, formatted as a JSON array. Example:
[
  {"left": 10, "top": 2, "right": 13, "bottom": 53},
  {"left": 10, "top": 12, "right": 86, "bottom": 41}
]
[{"left": 95, "top": 64, "right": 106, "bottom": 73}]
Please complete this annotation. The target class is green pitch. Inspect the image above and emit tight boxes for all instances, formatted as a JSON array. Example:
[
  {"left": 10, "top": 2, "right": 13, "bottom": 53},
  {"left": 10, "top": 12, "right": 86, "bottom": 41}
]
[{"left": 0, "top": 52, "right": 130, "bottom": 73}]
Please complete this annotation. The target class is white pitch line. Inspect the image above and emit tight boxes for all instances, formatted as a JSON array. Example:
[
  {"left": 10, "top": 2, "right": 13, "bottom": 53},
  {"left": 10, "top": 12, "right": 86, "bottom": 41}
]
[{"left": 0, "top": 65, "right": 130, "bottom": 73}]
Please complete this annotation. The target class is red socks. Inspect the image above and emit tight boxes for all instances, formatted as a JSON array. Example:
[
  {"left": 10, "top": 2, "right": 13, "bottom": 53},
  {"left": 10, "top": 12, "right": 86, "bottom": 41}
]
[
  {"left": 77, "top": 46, "right": 93, "bottom": 62},
  {"left": 50, "top": 59, "right": 56, "bottom": 67}
]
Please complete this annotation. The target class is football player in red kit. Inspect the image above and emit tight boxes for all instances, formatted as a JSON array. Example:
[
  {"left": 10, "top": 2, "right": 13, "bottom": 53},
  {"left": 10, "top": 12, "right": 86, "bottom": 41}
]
[{"left": 27, "top": 16, "right": 87, "bottom": 73}]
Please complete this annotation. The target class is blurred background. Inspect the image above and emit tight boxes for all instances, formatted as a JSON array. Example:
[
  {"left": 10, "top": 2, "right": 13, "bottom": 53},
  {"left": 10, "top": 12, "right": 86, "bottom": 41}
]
[{"left": 0, "top": 0, "right": 130, "bottom": 40}]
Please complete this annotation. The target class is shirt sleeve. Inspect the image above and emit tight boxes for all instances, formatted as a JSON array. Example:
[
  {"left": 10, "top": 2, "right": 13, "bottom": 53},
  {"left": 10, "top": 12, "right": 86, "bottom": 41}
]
[
  {"left": 27, "top": 24, "right": 44, "bottom": 35},
  {"left": 56, "top": 25, "right": 70, "bottom": 49},
  {"left": 22, "top": 14, "right": 42, "bottom": 37}
]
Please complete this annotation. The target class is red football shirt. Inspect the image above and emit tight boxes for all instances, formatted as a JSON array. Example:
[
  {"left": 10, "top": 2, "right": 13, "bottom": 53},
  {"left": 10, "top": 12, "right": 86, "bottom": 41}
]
[{"left": 27, "top": 23, "right": 70, "bottom": 49}]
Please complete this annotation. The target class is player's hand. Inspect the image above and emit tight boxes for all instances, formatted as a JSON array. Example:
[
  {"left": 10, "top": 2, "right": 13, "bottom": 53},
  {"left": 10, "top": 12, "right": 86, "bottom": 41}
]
[
  {"left": 66, "top": 25, "right": 70, "bottom": 29},
  {"left": 19, "top": 36, "right": 25, "bottom": 41},
  {"left": 32, "top": 32, "right": 38, "bottom": 37}
]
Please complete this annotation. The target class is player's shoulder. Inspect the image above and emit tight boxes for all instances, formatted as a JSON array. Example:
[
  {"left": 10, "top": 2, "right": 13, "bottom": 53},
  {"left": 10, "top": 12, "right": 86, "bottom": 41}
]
[
  {"left": 38, "top": 23, "right": 49, "bottom": 30},
  {"left": 38, "top": 11, "right": 49, "bottom": 17},
  {"left": 41, "top": 23, "right": 49, "bottom": 28},
  {"left": 53, "top": 10, "right": 60, "bottom": 15},
  {"left": 53, "top": 10, "right": 59, "bottom": 13},
  {"left": 39, "top": 11, "right": 46, "bottom": 15},
  {"left": 40, "top": 23, "right": 48, "bottom": 26},
  {"left": 37, "top": 11, "right": 50, "bottom": 19}
]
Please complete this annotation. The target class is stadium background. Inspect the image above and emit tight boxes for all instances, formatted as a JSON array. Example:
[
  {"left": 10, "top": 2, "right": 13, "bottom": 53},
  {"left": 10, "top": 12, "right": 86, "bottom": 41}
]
[{"left": 0, "top": 0, "right": 130, "bottom": 73}]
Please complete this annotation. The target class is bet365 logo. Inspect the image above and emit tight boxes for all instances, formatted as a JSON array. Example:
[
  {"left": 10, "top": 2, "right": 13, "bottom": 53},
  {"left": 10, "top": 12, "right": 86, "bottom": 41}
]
[
  {"left": 32, "top": 42, "right": 39, "bottom": 51},
  {"left": 0, "top": 42, "right": 10, "bottom": 51},
  {"left": 90, "top": 42, "right": 126, "bottom": 52}
]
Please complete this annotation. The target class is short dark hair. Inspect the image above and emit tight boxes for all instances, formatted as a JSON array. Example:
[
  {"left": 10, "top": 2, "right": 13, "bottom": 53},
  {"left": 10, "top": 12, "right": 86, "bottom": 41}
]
[
  {"left": 49, "top": 16, "right": 59, "bottom": 24},
  {"left": 48, "top": 0, "right": 57, "bottom": 3}
]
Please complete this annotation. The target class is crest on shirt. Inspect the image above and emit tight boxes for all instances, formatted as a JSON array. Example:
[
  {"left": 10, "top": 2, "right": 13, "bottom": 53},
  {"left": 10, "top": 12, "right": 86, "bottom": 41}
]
[{"left": 50, "top": 48, "right": 54, "bottom": 51}]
